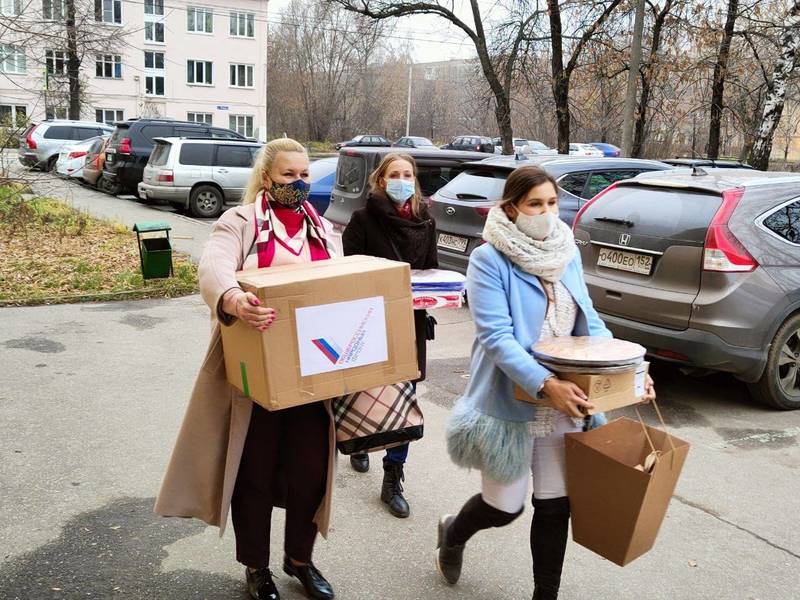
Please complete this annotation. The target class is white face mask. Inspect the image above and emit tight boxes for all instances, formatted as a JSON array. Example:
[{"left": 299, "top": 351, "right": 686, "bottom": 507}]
[{"left": 515, "top": 211, "right": 558, "bottom": 241}]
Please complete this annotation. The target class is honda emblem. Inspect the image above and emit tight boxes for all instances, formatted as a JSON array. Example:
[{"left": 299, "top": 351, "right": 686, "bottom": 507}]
[
  {"left": 446, "top": 207, "right": 456, "bottom": 216},
  {"left": 619, "top": 234, "right": 631, "bottom": 246}
]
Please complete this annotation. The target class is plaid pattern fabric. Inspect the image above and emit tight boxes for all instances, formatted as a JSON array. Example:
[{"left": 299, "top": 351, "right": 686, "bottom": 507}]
[{"left": 332, "top": 382, "right": 424, "bottom": 454}]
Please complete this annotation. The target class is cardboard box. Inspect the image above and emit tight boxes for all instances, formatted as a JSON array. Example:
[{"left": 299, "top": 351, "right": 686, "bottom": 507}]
[
  {"left": 565, "top": 417, "right": 690, "bottom": 566},
  {"left": 514, "top": 362, "right": 649, "bottom": 414},
  {"left": 221, "top": 255, "right": 419, "bottom": 410}
]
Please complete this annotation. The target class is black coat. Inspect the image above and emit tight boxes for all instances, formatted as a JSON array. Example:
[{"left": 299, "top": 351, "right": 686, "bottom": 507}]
[{"left": 342, "top": 190, "right": 438, "bottom": 381}]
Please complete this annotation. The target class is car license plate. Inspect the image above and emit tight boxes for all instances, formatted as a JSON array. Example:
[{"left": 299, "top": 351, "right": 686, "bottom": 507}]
[
  {"left": 597, "top": 247, "right": 652, "bottom": 275},
  {"left": 438, "top": 233, "right": 469, "bottom": 252},
  {"left": 105, "top": 151, "right": 114, "bottom": 163}
]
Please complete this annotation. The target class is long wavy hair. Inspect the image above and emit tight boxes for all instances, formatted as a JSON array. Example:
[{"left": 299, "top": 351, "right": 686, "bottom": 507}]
[
  {"left": 242, "top": 137, "right": 307, "bottom": 205},
  {"left": 368, "top": 152, "right": 423, "bottom": 218}
]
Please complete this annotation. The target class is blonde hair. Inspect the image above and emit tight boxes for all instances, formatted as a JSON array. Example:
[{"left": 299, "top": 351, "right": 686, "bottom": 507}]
[
  {"left": 368, "top": 152, "right": 423, "bottom": 218},
  {"left": 243, "top": 137, "right": 307, "bottom": 205}
]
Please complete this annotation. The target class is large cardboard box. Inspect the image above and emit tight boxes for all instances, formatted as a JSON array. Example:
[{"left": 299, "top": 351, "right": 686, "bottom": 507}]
[
  {"left": 565, "top": 417, "right": 690, "bottom": 566},
  {"left": 221, "top": 255, "right": 419, "bottom": 410},
  {"left": 514, "top": 362, "right": 649, "bottom": 415}
]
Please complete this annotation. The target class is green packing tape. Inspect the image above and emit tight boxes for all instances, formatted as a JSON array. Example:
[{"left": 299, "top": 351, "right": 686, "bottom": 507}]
[{"left": 240, "top": 361, "right": 250, "bottom": 397}]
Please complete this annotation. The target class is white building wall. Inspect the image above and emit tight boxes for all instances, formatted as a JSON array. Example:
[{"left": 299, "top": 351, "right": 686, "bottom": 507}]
[{"left": 1, "top": 0, "right": 268, "bottom": 138}]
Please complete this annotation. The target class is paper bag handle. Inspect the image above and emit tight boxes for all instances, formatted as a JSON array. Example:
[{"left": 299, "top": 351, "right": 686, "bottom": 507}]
[{"left": 634, "top": 398, "right": 677, "bottom": 454}]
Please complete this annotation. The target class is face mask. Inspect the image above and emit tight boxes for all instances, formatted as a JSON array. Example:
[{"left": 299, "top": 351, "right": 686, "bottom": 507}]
[
  {"left": 385, "top": 178, "right": 415, "bottom": 205},
  {"left": 515, "top": 211, "right": 558, "bottom": 241},
  {"left": 269, "top": 179, "right": 310, "bottom": 210}
]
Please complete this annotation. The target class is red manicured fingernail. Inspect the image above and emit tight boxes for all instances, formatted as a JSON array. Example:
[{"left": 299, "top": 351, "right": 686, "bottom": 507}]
[{"left": 253, "top": 298, "right": 261, "bottom": 306}]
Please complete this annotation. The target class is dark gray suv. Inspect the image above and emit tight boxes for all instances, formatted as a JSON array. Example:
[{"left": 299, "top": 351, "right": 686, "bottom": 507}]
[{"left": 573, "top": 168, "right": 800, "bottom": 410}]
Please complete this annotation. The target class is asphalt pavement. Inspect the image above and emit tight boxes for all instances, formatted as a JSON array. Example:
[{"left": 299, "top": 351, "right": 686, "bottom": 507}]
[{"left": 1, "top": 165, "right": 799, "bottom": 599}]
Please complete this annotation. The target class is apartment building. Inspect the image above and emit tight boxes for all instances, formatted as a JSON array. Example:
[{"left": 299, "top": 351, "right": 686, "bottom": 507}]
[{"left": 0, "top": 0, "right": 268, "bottom": 138}]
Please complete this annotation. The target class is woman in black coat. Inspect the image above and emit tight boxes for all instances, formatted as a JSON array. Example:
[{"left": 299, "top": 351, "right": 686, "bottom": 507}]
[{"left": 342, "top": 151, "right": 438, "bottom": 519}]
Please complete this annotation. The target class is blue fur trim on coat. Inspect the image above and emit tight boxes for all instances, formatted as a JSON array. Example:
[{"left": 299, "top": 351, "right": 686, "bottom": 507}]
[{"left": 446, "top": 403, "right": 533, "bottom": 484}]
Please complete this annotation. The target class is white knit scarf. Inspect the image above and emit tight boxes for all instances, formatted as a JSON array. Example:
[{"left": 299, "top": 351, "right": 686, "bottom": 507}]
[{"left": 482, "top": 206, "right": 576, "bottom": 282}]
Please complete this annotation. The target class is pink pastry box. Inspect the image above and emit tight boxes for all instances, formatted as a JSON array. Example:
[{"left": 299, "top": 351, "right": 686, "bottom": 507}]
[{"left": 411, "top": 269, "right": 466, "bottom": 310}]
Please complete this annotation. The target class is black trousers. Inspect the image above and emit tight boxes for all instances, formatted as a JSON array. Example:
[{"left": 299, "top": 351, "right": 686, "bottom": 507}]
[{"left": 231, "top": 401, "right": 330, "bottom": 568}]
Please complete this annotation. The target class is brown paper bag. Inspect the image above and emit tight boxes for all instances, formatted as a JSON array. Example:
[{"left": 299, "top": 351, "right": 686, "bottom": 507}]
[{"left": 564, "top": 402, "right": 690, "bottom": 566}]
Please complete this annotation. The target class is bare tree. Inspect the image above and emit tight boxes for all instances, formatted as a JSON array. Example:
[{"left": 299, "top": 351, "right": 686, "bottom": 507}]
[{"left": 706, "top": 0, "right": 740, "bottom": 158}]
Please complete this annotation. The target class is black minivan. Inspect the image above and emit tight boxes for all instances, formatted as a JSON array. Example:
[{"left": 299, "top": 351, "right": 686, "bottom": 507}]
[{"left": 102, "top": 118, "right": 244, "bottom": 195}]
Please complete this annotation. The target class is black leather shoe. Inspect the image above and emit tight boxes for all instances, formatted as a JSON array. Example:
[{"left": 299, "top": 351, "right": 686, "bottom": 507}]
[
  {"left": 245, "top": 567, "right": 280, "bottom": 600},
  {"left": 282, "top": 556, "right": 334, "bottom": 600},
  {"left": 349, "top": 453, "right": 369, "bottom": 473},
  {"left": 381, "top": 462, "right": 410, "bottom": 518},
  {"left": 436, "top": 514, "right": 464, "bottom": 585}
]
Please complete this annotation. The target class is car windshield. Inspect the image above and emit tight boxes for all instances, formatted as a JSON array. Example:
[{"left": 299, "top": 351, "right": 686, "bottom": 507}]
[
  {"left": 438, "top": 169, "right": 507, "bottom": 202},
  {"left": 413, "top": 137, "right": 434, "bottom": 145},
  {"left": 310, "top": 158, "right": 337, "bottom": 180},
  {"left": 335, "top": 154, "right": 366, "bottom": 193}
]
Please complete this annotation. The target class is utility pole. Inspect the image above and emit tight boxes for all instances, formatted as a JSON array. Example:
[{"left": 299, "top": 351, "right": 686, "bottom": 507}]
[
  {"left": 405, "top": 64, "right": 412, "bottom": 137},
  {"left": 621, "top": 0, "right": 646, "bottom": 156}
]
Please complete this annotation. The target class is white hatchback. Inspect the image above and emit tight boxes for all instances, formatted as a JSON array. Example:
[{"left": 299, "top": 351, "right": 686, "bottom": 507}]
[
  {"left": 569, "top": 143, "right": 605, "bottom": 158},
  {"left": 56, "top": 135, "right": 108, "bottom": 179}
]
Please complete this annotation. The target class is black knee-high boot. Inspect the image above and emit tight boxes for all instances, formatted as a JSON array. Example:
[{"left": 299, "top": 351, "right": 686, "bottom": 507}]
[
  {"left": 531, "top": 496, "right": 570, "bottom": 600},
  {"left": 448, "top": 493, "right": 523, "bottom": 546}
]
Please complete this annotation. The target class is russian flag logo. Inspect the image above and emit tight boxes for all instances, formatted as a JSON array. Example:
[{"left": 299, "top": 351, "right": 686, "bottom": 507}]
[{"left": 312, "top": 338, "right": 342, "bottom": 364}]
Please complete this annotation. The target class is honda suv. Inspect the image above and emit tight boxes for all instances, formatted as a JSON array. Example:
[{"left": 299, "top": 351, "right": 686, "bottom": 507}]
[
  {"left": 17, "top": 120, "right": 114, "bottom": 170},
  {"left": 138, "top": 138, "right": 262, "bottom": 218},
  {"left": 103, "top": 118, "right": 244, "bottom": 196},
  {"left": 573, "top": 168, "right": 800, "bottom": 410}
]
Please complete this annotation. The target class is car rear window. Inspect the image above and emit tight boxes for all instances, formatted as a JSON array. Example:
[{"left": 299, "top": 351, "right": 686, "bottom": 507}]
[
  {"left": 141, "top": 125, "right": 173, "bottom": 143},
  {"left": 216, "top": 145, "right": 255, "bottom": 168},
  {"left": 150, "top": 142, "right": 171, "bottom": 166},
  {"left": 417, "top": 165, "right": 464, "bottom": 197},
  {"left": 109, "top": 125, "right": 128, "bottom": 146},
  {"left": 335, "top": 154, "right": 366, "bottom": 193},
  {"left": 584, "top": 170, "right": 647, "bottom": 199},
  {"left": 179, "top": 143, "right": 214, "bottom": 166},
  {"left": 43, "top": 125, "right": 73, "bottom": 139},
  {"left": 762, "top": 200, "right": 800, "bottom": 243},
  {"left": 438, "top": 169, "right": 507, "bottom": 201},
  {"left": 74, "top": 127, "right": 103, "bottom": 140}
]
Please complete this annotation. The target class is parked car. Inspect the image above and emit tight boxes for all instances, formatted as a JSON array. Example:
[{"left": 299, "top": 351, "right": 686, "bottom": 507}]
[
  {"left": 662, "top": 157, "right": 756, "bottom": 170},
  {"left": 103, "top": 118, "right": 244, "bottom": 196},
  {"left": 572, "top": 168, "right": 800, "bottom": 410},
  {"left": 441, "top": 135, "right": 495, "bottom": 153},
  {"left": 324, "top": 146, "right": 488, "bottom": 234},
  {"left": 590, "top": 142, "right": 621, "bottom": 157},
  {"left": 308, "top": 156, "right": 338, "bottom": 215},
  {"left": 492, "top": 138, "right": 557, "bottom": 156},
  {"left": 137, "top": 137, "right": 261, "bottom": 217},
  {"left": 430, "top": 155, "right": 672, "bottom": 273},
  {"left": 17, "top": 120, "right": 114, "bottom": 171},
  {"left": 569, "top": 143, "right": 605, "bottom": 157},
  {"left": 334, "top": 135, "right": 392, "bottom": 150},
  {"left": 393, "top": 136, "right": 439, "bottom": 149},
  {"left": 82, "top": 136, "right": 112, "bottom": 189},
  {"left": 55, "top": 135, "right": 109, "bottom": 180}
]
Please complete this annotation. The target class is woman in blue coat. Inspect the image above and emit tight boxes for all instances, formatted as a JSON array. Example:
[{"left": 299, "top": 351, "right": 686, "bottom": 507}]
[{"left": 435, "top": 165, "right": 655, "bottom": 600}]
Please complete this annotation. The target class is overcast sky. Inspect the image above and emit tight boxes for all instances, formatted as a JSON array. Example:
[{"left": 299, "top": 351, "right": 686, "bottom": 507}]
[{"left": 266, "top": 0, "right": 484, "bottom": 64}]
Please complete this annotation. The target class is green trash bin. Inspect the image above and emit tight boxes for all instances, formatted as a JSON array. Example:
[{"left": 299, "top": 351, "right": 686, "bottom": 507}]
[{"left": 133, "top": 221, "right": 173, "bottom": 280}]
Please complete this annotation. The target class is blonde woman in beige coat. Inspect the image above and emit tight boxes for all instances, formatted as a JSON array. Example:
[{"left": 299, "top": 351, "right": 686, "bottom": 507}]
[{"left": 155, "top": 138, "right": 337, "bottom": 600}]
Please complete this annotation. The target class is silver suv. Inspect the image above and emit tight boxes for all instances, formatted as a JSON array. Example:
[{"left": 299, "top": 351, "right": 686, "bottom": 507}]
[
  {"left": 18, "top": 120, "right": 114, "bottom": 170},
  {"left": 138, "top": 137, "right": 262, "bottom": 218}
]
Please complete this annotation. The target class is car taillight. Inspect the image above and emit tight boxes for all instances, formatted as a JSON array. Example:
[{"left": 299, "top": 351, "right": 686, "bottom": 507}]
[
  {"left": 703, "top": 188, "right": 757, "bottom": 273},
  {"left": 156, "top": 170, "right": 174, "bottom": 183},
  {"left": 68, "top": 151, "right": 87, "bottom": 159},
  {"left": 26, "top": 127, "right": 38, "bottom": 149},
  {"left": 119, "top": 137, "right": 132, "bottom": 154},
  {"left": 475, "top": 206, "right": 491, "bottom": 218},
  {"left": 572, "top": 182, "right": 620, "bottom": 231}
]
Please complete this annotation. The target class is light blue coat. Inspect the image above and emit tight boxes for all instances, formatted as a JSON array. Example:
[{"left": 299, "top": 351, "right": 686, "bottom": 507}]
[{"left": 446, "top": 243, "right": 612, "bottom": 483}]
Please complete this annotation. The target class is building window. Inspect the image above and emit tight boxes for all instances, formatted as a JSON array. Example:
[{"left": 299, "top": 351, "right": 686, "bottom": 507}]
[
  {"left": 95, "top": 0, "right": 121, "bottom": 24},
  {"left": 229, "top": 63, "right": 254, "bottom": 88},
  {"left": 95, "top": 108, "right": 123, "bottom": 125},
  {"left": 0, "top": 104, "right": 27, "bottom": 127},
  {"left": 144, "top": 51, "right": 165, "bottom": 96},
  {"left": 144, "top": 0, "right": 163, "bottom": 15},
  {"left": 46, "top": 106, "right": 67, "bottom": 120},
  {"left": 187, "top": 112, "right": 213, "bottom": 124},
  {"left": 46, "top": 50, "right": 67, "bottom": 76},
  {"left": 229, "top": 11, "right": 254, "bottom": 38},
  {"left": 187, "top": 6, "right": 213, "bottom": 33},
  {"left": 229, "top": 114, "right": 253, "bottom": 138},
  {"left": 0, "top": 44, "right": 26, "bottom": 74},
  {"left": 187, "top": 60, "right": 213, "bottom": 85},
  {"left": 145, "top": 20, "right": 165, "bottom": 42},
  {"left": 43, "top": 0, "right": 65, "bottom": 20},
  {"left": 95, "top": 54, "right": 122, "bottom": 78},
  {"left": 1, "top": 0, "right": 22, "bottom": 16}
]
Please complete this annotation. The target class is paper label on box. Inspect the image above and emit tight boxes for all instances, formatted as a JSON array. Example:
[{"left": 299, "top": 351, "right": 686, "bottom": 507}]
[
  {"left": 634, "top": 366, "right": 647, "bottom": 397},
  {"left": 295, "top": 296, "right": 388, "bottom": 376}
]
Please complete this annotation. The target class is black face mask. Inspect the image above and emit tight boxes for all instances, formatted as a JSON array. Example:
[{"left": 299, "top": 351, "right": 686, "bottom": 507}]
[{"left": 269, "top": 179, "right": 310, "bottom": 210}]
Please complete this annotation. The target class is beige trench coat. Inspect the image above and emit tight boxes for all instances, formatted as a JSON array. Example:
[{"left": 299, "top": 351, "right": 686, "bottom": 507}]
[{"left": 154, "top": 204, "right": 337, "bottom": 537}]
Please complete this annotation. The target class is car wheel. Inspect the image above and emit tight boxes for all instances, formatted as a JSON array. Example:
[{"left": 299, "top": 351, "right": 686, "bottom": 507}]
[
  {"left": 189, "top": 185, "right": 223, "bottom": 218},
  {"left": 748, "top": 313, "right": 800, "bottom": 410},
  {"left": 47, "top": 156, "right": 58, "bottom": 172}
]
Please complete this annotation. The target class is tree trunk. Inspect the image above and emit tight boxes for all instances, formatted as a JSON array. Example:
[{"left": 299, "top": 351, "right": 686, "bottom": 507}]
[
  {"left": 548, "top": 0, "right": 570, "bottom": 153},
  {"left": 706, "top": 0, "right": 739, "bottom": 159},
  {"left": 65, "top": 0, "right": 81, "bottom": 120},
  {"left": 621, "top": 0, "right": 646, "bottom": 156},
  {"left": 750, "top": 0, "right": 800, "bottom": 170}
]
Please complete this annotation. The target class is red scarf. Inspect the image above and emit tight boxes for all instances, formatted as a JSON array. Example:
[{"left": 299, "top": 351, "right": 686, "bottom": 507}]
[
  {"left": 396, "top": 200, "right": 414, "bottom": 220},
  {"left": 254, "top": 192, "right": 330, "bottom": 267}
]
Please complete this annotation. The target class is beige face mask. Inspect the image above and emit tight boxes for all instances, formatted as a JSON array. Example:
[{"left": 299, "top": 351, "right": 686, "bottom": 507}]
[{"left": 515, "top": 211, "right": 558, "bottom": 240}]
